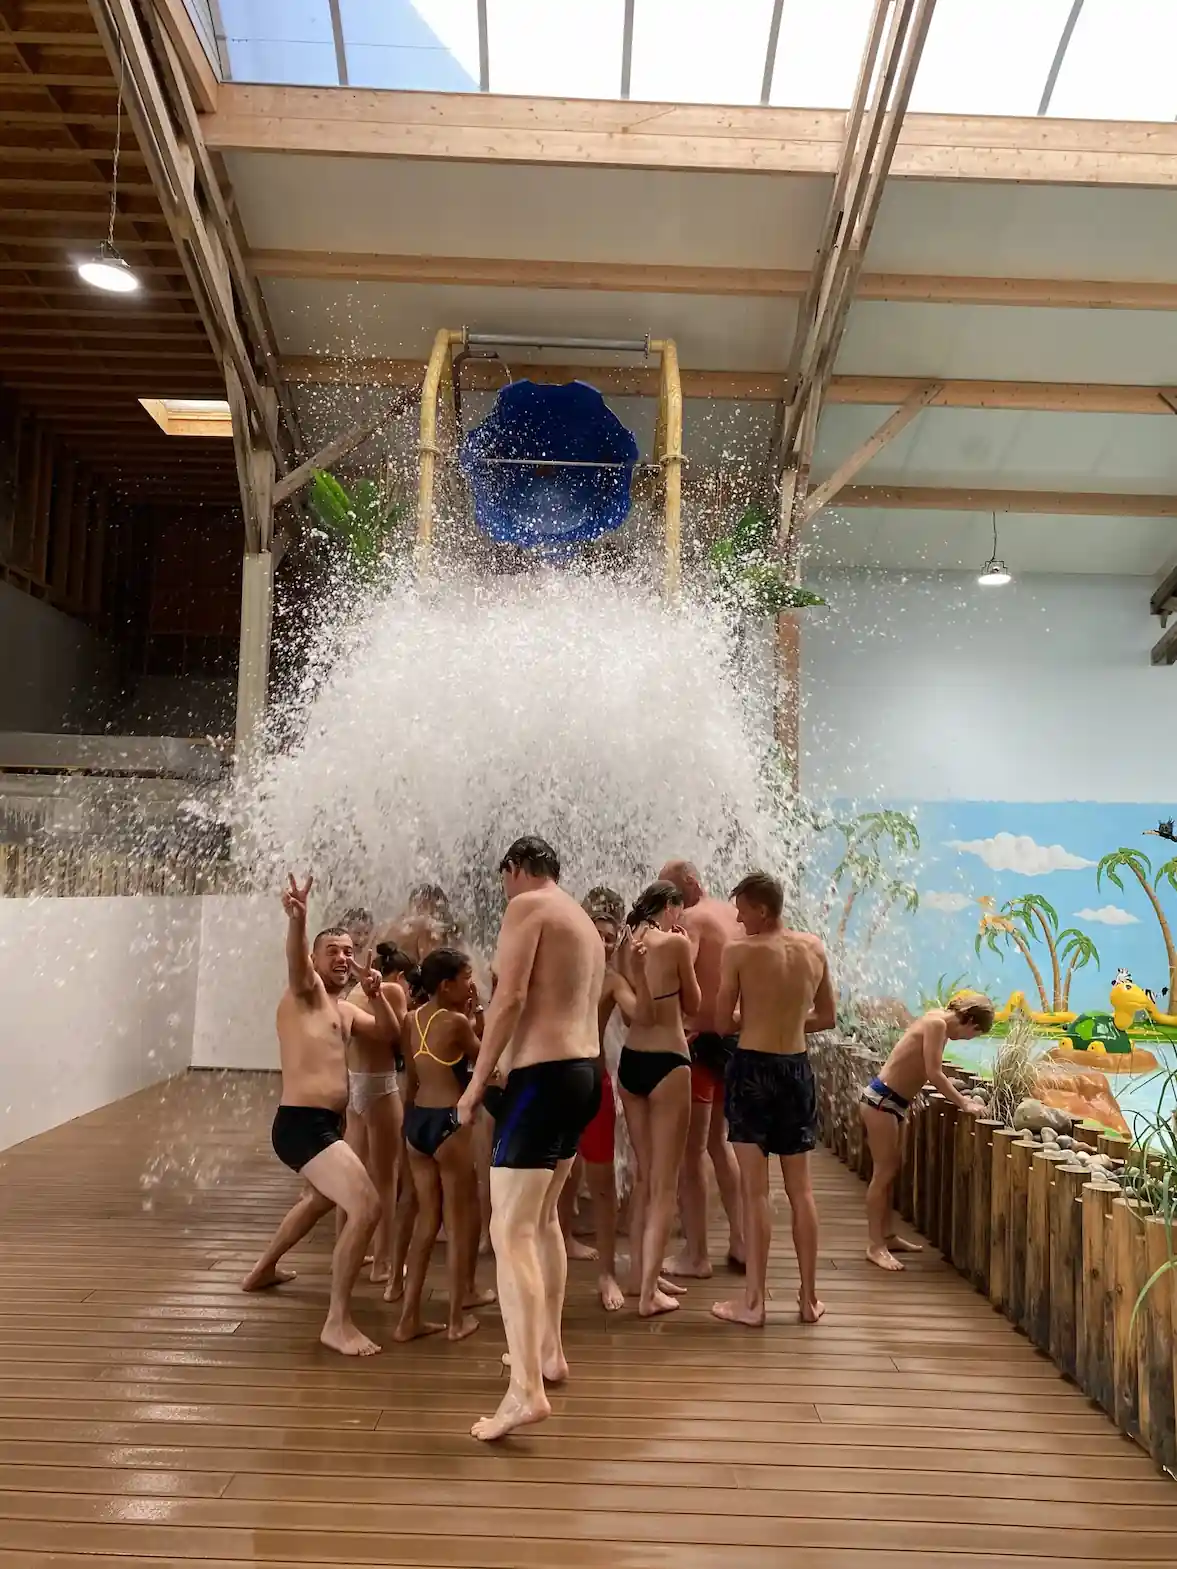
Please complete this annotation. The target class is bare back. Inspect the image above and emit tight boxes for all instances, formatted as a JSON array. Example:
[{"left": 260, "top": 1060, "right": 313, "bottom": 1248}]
[
  {"left": 496, "top": 884, "right": 604, "bottom": 1068},
  {"left": 680, "top": 896, "right": 741, "bottom": 1032},
  {"left": 730, "top": 929, "right": 828, "bottom": 1056},
  {"left": 276, "top": 983, "right": 353, "bottom": 1109},
  {"left": 623, "top": 927, "right": 693, "bottom": 1054},
  {"left": 878, "top": 1011, "right": 950, "bottom": 1101}
]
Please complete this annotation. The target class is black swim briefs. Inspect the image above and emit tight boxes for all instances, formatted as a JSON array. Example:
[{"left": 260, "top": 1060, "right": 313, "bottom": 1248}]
[
  {"left": 724, "top": 1049, "right": 817, "bottom": 1159},
  {"left": 491, "top": 1057, "right": 600, "bottom": 1170},
  {"left": 271, "top": 1105, "right": 345, "bottom": 1173},
  {"left": 404, "top": 1103, "right": 460, "bottom": 1158},
  {"left": 689, "top": 1031, "right": 738, "bottom": 1078}
]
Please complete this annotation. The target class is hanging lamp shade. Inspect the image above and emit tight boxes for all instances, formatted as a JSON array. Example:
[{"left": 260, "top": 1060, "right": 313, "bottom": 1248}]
[{"left": 459, "top": 380, "right": 639, "bottom": 549}]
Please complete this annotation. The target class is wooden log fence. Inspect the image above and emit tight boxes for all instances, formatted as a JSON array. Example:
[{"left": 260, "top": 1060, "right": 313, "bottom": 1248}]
[{"left": 809, "top": 1035, "right": 1177, "bottom": 1479}]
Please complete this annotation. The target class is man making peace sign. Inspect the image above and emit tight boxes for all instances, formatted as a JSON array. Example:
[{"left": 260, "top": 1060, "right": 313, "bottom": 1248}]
[{"left": 242, "top": 873, "right": 398, "bottom": 1355}]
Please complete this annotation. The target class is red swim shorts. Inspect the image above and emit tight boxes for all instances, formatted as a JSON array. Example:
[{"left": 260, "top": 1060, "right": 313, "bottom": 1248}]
[
  {"left": 690, "top": 1062, "right": 723, "bottom": 1105},
  {"left": 578, "top": 1066, "right": 615, "bottom": 1164}
]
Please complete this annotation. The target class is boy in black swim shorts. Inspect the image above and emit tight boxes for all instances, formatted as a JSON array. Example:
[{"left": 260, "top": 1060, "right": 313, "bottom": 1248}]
[{"left": 709, "top": 872, "right": 836, "bottom": 1330}]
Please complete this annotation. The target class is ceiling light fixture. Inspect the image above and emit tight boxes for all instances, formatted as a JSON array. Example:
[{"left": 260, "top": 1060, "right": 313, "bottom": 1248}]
[
  {"left": 77, "top": 44, "right": 139, "bottom": 295},
  {"left": 978, "top": 511, "right": 1012, "bottom": 587}
]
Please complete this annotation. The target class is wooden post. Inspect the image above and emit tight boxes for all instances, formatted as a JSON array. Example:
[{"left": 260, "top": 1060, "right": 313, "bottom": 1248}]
[
  {"left": 971, "top": 1120, "right": 1000, "bottom": 1294},
  {"left": 1081, "top": 1182, "right": 1118, "bottom": 1414},
  {"left": 1026, "top": 1149, "right": 1063, "bottom": 1349},
  {"left": 897, "top": 1104, "right": 916, "bottom": 1225},
  {"left": 1141, "top": 1215, "right": 1177, "bottom": 1474},
  {"left": 937, "top": 1101, "right": 958, "bottom": 1257},
  {"left": 1049, "top": 1161, "right": 1086, "bottom": 1379},
  {"left": 1007, "top": 1136, "right": 1035, "bottom": 1329},
  {"left": 920, "top": 1097, "right": 941, "bottom": 1242},
  {"left": 1112, "top": 1198, "right": 1144, "bottom": 1441},
  {"left": 952, "top": 1109, "right": 974, "bottom": 1276},
  {"left": 234, "top": 551, "right": 274, "bottom": 765},
  {"left": 989, "top": 1128, "right": 1017, "bottom": 1311}
]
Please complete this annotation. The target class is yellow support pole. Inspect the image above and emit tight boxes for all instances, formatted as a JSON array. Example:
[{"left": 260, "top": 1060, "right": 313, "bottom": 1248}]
[
  {"left": 415, "top": 328, "right": 460, "bottom": 574},
  {"left": 658, "top": 338, "right": 683, "bottom": 603}
]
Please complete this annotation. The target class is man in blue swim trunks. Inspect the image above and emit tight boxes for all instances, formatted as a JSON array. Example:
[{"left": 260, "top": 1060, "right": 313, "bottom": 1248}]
[
  {"left": 711, "top": 872, "right": 836, "bottom": 1329},
  {"left": 458, "top": 836, "right": 603, "bottom": 1441},
  {"left": 859, "top": 993, "right": 992, "bottom": 1271}
]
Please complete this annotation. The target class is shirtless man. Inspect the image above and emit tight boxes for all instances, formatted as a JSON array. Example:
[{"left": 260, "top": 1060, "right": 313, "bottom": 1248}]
[
  {"left": 457, "top": 835, "right": 603, "bottom": 1441},
  {"left": 859, "top": 995, "right": 992, "bottom": 1270},
  {"left": 711, "top": 871, "right": 835, "bottom": 1329},
  {"left": 659, "top": 859, "right": 745, "bottom": 1277},
  {"left": 241, "top": 874, "right": 398, "bottom": 1356}
]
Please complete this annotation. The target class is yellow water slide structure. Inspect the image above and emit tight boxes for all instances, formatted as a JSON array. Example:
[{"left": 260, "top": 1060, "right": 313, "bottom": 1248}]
[{"left": 414, "top": 329, "right": 683, "bottom": 599}]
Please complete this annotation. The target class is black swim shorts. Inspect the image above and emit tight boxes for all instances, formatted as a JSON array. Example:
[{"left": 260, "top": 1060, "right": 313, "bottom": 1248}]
[
  {"left": 724, "top": 1049, "right": 817, "bottom": 1159},
  {"left": 271, "top": 1105, "right": 345, "bottom": 1172},
  {"left": 491, "top": 1057, "right": 601, "bottom": 1170}
]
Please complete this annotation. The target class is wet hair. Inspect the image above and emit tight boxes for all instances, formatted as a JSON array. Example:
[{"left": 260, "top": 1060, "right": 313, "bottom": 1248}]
[
  {"left": 499, "top": 835, "right": 560, "bottom": 882},
  {"left": 408, "top": 883, "right": 450, "bottom": 914},
  {"left": 626, "top": 879, "right": 684, "bottom": 929},
  {"left": 583, "top": 886, "right": 625, "bottom": 928},
  {"left": 731, "top": 871, "right": 784, "bottom": 920},
  {"left": 418, "top": 946, "right": 472, "bottom": 998},
  {"left": 374, "top": 942, "right": 415, "bottom": 979},
  {"left": 337, "top": 906, "right": 373, "bottom": 930},
  {"left": 948, "top": 990, "right": 995, "bottom": 1034},
  {"left": 312, "top": 925, "right": 352, "bottom": 950}
]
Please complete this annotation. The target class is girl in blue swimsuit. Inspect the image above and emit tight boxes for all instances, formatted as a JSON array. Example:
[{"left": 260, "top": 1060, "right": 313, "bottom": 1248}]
[{"left": 393, "top": 948, "right": 494, "bottom": 1344}]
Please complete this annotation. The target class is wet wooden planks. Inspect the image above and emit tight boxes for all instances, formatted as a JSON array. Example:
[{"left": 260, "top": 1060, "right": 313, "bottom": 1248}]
[{"left": 0, "top": 1071, "right": 1172, "bottom": 1569}]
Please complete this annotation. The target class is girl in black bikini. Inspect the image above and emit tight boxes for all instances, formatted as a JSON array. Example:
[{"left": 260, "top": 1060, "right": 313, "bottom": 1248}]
[
  {"left": 393, "top": 948, "right": 494, "bottom": 1343},
  {"left": 616, "top": 881, "right": 702, "bottom": 1318}
]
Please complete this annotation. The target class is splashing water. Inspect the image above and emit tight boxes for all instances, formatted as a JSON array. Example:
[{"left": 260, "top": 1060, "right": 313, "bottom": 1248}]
[{"left": 231, "top": 568, "right": 806, "bottom": 942}]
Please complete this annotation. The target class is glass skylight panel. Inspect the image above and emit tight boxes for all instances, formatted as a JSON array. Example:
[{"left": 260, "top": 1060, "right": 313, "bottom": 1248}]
[
  {"left": 1045, "top": 0, "right": 1177, "bottom": 121},
  {"left": 906, "top": 0, "right": 1076, "bottom": 116},
  {"left": 768, "top": 0, "right": 875, "bottom": 108},
  {"left": 217, "top": 0, "right": 339, "bottom": 86},
  {"left": 629, "top": 0, "right": 777, "bottom": 105},
  {"left": 485, "top": 0, "right": 624, "bottom": 98},
  {"left": 342, "top": 0, "right": 480, "bottom": 91}
]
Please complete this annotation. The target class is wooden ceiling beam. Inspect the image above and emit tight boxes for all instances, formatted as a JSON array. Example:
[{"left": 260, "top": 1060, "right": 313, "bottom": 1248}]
[
  {"left": 202, "top": 84, "right": 1177, "bottom": 189},
  {"left": 838, "top": 485, "right": 1177, "bottom": 517},
  {"left": 250, "top": 248, "right": 1177, "bottom": 312},
  {"left": 281, "top": 362, "right": 1177, "bottom": 416}
]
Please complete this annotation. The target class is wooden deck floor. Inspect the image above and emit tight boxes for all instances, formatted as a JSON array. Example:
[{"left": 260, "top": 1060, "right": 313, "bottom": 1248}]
[{"left": 0, "top": 1072, "right": 1173, "bottom": 1569}]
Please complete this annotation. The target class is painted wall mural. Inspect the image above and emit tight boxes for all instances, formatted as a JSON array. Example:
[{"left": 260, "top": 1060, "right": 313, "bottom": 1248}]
[{"left": 821, "top": 801, "right": 1177, "bottom": 1134}]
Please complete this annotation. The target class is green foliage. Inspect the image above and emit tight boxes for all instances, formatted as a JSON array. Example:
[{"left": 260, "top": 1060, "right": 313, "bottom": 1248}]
[
  {"left": 1097, "top": 848, "right": 1152, "bottom": 894},
  {"left": 708, "top": 503, "right": 826, "bottom": 618},
  {"left": 1007, "top": 893, "right": 1059, "bottom": 938},
  {"left": 1058, "top": 927, "right": 1100, "bottom": 974},
  {"left": 1155, "top": 857, "right": 1177, "bottom": 896},
  {"left": 306, "top": 470, "right": 407, "bottom": 573},
  {"left": 920, "top": 972, "right": 971, "bottom": 1010},
  {"left": 1125, "top": 1067, "right": 1177, "bottom": 1335}
]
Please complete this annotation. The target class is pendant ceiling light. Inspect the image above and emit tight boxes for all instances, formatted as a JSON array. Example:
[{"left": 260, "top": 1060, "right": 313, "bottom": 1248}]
[
  {"left": 977, "top": 511, "right": 1011, "bottom": 587},
  {"left": 77, "top": 44, "right": 139, "bottom": 295}
]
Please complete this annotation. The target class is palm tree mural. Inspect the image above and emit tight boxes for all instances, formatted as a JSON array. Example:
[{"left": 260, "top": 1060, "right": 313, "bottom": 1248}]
[
  {"left": 1006, "top": 895, "right": 1064, "bottom": 1010},
  {"left": 975, "top": 905, "right": 1052, "bottom": 1014},
  {"left": 828, "top": 810, "right": 920, "bottom": 950},
  {"left": 1058, "top": 928, "right": 1100, "bottom": 1009},
  {"left": 1098, "top": 850, "right": 1177, "bottom": 1001}
]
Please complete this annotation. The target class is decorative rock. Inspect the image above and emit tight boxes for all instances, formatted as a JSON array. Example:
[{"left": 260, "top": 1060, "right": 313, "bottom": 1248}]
[
  {"left": 1013, "top": 1098, "right": 1050, "bottom": 1134},
  {"left": 1042, "top": 1106, "right": 1073, "bottom": 1135},
  {"left": 1056, "top": 1135, "right": 1074, "bottom": 1150},
  {"left": 1040, "top": 1126, "right": 1059, "bottom": 1144}
]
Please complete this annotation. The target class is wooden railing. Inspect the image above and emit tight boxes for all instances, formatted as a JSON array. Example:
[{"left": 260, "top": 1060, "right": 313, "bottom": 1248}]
[
  {"left": 809, "top": 1036, "right": 1177, "bottom": 1478},
  {"left": 0, "top": 844, "right": 238, "bottom": 897}
]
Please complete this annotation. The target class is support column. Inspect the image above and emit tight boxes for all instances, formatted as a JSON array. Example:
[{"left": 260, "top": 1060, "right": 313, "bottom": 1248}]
[{"left": 235, "top": 551, "right": 274, "bottom": 762}]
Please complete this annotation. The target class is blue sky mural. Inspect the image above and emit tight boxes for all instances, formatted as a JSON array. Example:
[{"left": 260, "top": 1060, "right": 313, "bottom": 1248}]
[{"left": 829, "top": 800, "right": 1177, "bottom": 1018}]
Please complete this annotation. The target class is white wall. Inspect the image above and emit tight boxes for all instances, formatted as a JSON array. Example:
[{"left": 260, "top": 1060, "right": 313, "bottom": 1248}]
[
  {"left": 0, "top": 897, "right": 200, "bottom": 1153},
  {"left": 191, "top": 896, "right": 284, "bottom": 1070},
  {"left": 800, "top": 571, "right": 1173, "bottom": 802},
  {"left": 0, "top": 580, "right": 115, "bottom": 733}
]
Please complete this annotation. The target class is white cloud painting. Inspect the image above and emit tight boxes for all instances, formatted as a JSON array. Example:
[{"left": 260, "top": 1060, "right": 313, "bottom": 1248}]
[
  {"left": 922, "top": 890, "right": 974, "bottom": 913},
  {"left": 1074, "top": 905, "right": 1140, "bottom": 927},
  {"left": 946, "top": 832, "right": 1096, "bottom": 876}
]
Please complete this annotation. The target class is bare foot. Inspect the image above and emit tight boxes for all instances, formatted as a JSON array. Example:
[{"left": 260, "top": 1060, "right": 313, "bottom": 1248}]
[
  {"left": 501, "top": 1349, "right": 568, "bottom": 1384},
  {"left": 886, "top": 1233, "right": 923, "bottom": 1253},
  {"left": 598, "top": 1273, "right": 625, "bottom": 1311},
  {"left": 447, "top": 1314, "right": 480, "bottom": 1342},
  {"left": 710, "top": 1297, "right": 765, "bottom": 1327},
  {"left": 241, "top": 1262, "right": 295, "bottom": 1292},
  {"left": 370, "top": 1261, "right": 392, "bottom": 1283},
  {"left": 639, "top": 1288, "right": 680, "bottom": 1318},
  {"left": 462, "top": 1286, "right": 497, "bottom": 1309},
  {"left": 799, "top": 1295, "right": 826, "bottom": 1324},
  {"left": 471, "top": 1386, "right": 551, "bottom": 1442},
  {"left": 392, "top": 1316, "right": 445, "bottom": 1342},
  {"left": 320, "top": 1318, "right": 381, "bottom": 1356},
  {"left": 867, "top": 1244, "right": 905, "bottom": 1272},
  {"left": 663, "top": 1253, "right": 712, "bottom": 1279},
  {"left": 566, "top": 1236, "right": 599, "bottom": 1262},
  {"left": 657, "top": 1275, "right": 686, "bottom": 1295},
  {"left": 382, "top": 1276, "right": 405, "bottom": 1303}
]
